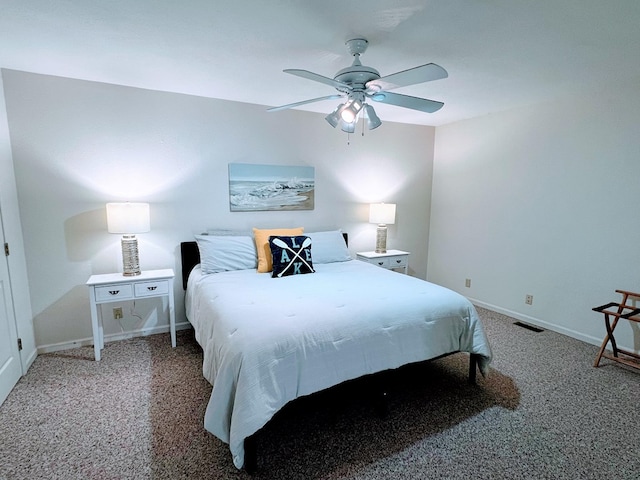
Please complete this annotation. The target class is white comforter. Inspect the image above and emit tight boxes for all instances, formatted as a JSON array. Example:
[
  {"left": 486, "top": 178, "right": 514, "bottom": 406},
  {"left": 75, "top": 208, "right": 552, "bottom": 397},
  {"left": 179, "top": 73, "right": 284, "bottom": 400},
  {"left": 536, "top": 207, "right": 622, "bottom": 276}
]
[{"left": 185, "top": 260, "right": 492, "bottom": 468}]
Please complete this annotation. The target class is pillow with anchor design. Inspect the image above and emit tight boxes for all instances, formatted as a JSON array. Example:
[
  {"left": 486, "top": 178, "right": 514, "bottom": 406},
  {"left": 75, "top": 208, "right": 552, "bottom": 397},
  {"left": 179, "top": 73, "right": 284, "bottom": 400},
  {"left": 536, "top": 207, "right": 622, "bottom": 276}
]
[{"left": 268, "top": 235, "right": 315, "bottom": 278}]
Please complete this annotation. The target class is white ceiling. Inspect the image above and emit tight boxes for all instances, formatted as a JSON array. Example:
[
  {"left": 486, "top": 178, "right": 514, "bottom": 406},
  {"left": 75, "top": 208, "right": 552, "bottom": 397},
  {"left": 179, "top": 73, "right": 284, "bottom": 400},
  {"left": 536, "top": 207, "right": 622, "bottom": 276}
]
[{"left": 1, "top": 0, "right": 639, "bottom": 126}]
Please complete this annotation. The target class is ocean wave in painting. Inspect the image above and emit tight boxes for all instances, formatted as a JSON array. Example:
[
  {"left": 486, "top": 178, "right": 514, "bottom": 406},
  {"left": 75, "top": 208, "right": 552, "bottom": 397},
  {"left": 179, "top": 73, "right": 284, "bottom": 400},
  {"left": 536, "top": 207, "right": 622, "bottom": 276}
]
[{"left": 230, "top": 178, "right": 314, "bottom": 211}]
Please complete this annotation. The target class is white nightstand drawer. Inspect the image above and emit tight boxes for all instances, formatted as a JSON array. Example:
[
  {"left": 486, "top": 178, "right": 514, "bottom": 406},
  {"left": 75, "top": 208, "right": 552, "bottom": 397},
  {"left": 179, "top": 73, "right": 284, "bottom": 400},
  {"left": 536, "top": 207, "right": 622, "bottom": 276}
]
[
  {"left": 387, "top": 255, "right": 408, "bottom": 268},
  {"left": 367, "top": 257, "right": 389, "bottom": 268},
  {"left": 134, "top": 280, "right": 170, "bottom": 297},
  {"left": 94, "top": 284, "right": 134, "bottom": 302}
]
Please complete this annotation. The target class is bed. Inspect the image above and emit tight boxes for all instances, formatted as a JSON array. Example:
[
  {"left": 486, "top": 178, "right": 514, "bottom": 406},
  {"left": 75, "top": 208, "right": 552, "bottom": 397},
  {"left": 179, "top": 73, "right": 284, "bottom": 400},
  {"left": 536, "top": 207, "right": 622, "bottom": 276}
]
[{"left": 181, "top": 230, "right": 492, "bottom": 470}]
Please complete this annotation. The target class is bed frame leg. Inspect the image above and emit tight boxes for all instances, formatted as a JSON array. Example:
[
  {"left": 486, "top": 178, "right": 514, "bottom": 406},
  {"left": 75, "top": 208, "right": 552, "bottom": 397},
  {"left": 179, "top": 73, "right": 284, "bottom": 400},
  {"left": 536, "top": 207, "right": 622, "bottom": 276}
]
[
  {"left": 468, "top": 353, "right": 479, "bottom": 384},
  {"left": 244, "top": 435, "right": 257, "bottom": 474}
]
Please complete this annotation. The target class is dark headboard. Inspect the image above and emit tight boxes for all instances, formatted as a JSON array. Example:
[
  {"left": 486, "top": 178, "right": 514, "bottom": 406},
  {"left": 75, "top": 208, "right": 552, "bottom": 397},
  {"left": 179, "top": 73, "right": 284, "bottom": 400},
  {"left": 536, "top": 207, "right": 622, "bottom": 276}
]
[
  {"left": 181, "top": 232, "right": 348, "bottom": 290},
  {"left": 180, "top": 241, "right": 200, "bottom": 289}
]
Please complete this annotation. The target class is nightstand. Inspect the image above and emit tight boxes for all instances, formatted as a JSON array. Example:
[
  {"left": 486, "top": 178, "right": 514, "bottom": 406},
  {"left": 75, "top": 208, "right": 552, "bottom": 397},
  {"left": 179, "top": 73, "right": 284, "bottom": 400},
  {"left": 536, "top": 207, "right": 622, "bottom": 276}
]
[
  {"left": 86, "top": 269, "right": 175, "bottom": 361},
  {"left": 356, "top": 250, "right": 410, "bottom": 274}
]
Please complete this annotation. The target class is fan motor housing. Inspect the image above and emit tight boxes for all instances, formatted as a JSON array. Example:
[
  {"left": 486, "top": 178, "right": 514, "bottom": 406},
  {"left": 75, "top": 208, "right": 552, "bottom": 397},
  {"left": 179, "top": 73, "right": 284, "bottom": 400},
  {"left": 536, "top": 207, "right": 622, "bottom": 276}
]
[{"left": 334, "top": 65, "right": 380, "bottom": 90}]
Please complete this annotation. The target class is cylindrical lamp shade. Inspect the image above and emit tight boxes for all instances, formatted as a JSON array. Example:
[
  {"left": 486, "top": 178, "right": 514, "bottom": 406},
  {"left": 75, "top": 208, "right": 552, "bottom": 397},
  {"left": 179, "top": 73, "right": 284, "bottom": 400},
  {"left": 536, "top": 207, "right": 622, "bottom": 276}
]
[
  {"left": 106, "top": 203, "right": 150, "bottom": 234},
  {"left": 369, "top": 203, "right": 396, "bottom": 225}
]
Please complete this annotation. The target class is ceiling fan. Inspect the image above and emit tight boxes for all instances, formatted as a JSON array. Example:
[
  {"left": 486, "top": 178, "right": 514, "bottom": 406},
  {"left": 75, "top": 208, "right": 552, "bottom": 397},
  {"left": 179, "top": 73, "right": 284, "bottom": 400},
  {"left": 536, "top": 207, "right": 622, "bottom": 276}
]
[{"left": 268, "top": 38, "right": 448, "bottom": 133}]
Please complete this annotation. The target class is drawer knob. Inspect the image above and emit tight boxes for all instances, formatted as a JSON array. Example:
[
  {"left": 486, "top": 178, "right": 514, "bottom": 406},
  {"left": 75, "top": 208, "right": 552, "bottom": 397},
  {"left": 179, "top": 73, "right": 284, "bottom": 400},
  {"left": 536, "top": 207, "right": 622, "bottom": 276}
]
[
  {"left": 147, "top": 286, "right": 157, "bottom": 291},
  {"left": 108, "top": 290, "right": 119, "bottom": 295},
  {"left": 377, "top": 262, "right": 384, "bottom": 266},
  {"left": 396, "top": 260, "right": 401, "bottom": 264}
]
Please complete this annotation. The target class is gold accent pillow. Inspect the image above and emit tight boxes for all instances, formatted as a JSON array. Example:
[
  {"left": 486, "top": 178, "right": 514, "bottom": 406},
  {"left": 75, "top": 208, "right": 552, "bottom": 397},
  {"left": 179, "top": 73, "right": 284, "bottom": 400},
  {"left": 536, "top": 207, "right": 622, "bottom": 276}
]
[{"left": 253, "top": 227, "right": 304, "bottom": 273}]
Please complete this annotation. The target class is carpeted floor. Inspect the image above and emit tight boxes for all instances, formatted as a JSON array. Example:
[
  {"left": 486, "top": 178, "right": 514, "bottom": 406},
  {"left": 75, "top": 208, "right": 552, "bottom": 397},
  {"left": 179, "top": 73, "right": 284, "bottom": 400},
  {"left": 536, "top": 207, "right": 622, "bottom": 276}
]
[{"left": 1, "top": 307, "right": 639, "bottom": 479}]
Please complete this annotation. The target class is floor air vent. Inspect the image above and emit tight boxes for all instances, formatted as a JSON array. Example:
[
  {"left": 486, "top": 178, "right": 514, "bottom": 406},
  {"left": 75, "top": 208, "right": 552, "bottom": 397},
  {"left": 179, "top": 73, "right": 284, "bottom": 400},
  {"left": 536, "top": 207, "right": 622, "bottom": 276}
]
[{"left": 513, "top": 321, "right": 544, "bottom": 333}]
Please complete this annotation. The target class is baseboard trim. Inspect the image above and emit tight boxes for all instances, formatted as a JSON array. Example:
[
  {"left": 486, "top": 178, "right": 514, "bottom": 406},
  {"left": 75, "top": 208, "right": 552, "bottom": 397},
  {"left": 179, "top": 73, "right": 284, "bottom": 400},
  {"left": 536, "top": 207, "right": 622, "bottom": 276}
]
[
  {"left": 36, "top": 321, "right": 193, "bottom": 355},
  {"left": 23, "top": 347, "right": 37, "bottom": 372},
  {"left": 469, "top": 298, "right": 606, "bottom": 348}
]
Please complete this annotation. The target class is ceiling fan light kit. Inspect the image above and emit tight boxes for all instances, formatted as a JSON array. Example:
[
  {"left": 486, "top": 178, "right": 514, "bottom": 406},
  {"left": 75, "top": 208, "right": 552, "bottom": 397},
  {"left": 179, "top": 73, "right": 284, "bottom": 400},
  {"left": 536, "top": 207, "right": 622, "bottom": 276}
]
[
  {"left": 364, "top": 104, "right": 382, "bottom": 130},
  {"left": 341, "top": 120, "right": 356, "bottom": 134},
  {"left": 325, "top": 104, "right": 343, "bottom": 128},
  {"left": 268, "top": 38, "right": 448, "bottom": 133},
  {"left": 340, "top": 97, "right": 363, "bottom": 123}
]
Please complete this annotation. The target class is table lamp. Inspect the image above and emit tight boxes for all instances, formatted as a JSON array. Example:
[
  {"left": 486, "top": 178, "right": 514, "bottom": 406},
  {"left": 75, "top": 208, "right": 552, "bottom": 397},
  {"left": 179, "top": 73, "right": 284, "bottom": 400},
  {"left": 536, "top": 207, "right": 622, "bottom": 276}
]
[{"left": 106, "top": 202, "right": 150, "bottom": 276}]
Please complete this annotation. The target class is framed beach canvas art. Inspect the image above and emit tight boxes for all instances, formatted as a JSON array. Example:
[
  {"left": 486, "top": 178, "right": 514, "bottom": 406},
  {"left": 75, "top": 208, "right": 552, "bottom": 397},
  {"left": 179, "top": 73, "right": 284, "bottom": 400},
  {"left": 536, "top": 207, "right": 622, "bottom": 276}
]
[{"left": 228, "top": 163, "right": 315, "bottom": 212}]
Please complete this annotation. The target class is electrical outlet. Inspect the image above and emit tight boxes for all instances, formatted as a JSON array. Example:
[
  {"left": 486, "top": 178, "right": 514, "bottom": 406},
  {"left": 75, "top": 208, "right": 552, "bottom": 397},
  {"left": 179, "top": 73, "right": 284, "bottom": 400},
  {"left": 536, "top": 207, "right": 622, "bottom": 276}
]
[
  {"left": 525, "top": 295, "right": 533, "bottom": 305},
  {"left": 113, "top": 307, "right": 123, "bottom": 320},
  {"left": 465, "top": 278, "right": 471, "bottom": 288}
]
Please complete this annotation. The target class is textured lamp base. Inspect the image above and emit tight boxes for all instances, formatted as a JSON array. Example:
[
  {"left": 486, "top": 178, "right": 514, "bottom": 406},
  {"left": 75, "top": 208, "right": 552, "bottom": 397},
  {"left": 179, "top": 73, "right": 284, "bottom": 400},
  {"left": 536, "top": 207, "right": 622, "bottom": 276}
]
[
  {"left": 375, "top": 224, "right": 388, "bottom": 254},
  {"left": 121, "top": 235, "right": 141, "bottom": 276}
]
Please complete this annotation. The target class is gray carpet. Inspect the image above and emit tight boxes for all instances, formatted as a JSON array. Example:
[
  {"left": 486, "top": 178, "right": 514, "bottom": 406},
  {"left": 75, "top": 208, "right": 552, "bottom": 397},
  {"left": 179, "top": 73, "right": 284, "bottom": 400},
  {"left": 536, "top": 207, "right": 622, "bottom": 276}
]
[{"left": 1, "top": 307, "right": 639, "bottom": 479}]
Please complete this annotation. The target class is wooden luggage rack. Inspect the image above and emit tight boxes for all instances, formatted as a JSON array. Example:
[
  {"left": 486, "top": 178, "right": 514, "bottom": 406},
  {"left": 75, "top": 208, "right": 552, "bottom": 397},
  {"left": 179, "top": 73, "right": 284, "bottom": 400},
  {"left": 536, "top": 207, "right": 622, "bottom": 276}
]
[{"left": 592, "top": 289, "right": 640, "bottom": 370}]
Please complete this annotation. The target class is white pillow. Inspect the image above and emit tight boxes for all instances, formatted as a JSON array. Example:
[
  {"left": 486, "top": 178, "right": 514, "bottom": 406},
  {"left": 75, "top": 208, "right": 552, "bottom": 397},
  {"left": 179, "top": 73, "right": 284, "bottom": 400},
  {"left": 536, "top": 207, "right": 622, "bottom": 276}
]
[
  {"left": 195, "top": 234, "right": 257, "bottom": 274},
  {"left": 204, "top": 229, "right": 251, "bottom": 236},
  {"left": 306, "top": 230, "right": 351, "bottom": 264}
]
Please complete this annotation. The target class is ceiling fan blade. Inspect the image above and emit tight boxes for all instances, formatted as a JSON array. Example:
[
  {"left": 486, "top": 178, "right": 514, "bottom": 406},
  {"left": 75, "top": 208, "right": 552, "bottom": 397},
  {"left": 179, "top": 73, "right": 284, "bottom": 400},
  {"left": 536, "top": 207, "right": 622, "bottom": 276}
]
[
  {"left": 367, "top": 63, "right": 448, "bottom": 92},
  {"left": 370, "top": 91, "right": 444, "bottom": 113},
  {"left": 267, "top": 94, "right": 344, "bottom": 112},
  {"left": 284, "top": 69, "right": 352, "bottom": 91}
]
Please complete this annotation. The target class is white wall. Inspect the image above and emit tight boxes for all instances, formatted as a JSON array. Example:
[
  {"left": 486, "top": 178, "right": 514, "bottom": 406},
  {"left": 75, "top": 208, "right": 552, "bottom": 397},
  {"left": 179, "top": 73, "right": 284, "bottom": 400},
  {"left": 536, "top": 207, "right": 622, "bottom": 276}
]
[
  {"left": 429, "top": 85, "right": 640, "bottom": 351},
  {"left": 1, "top": 70, "right": 435, "bottom": 351}
]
